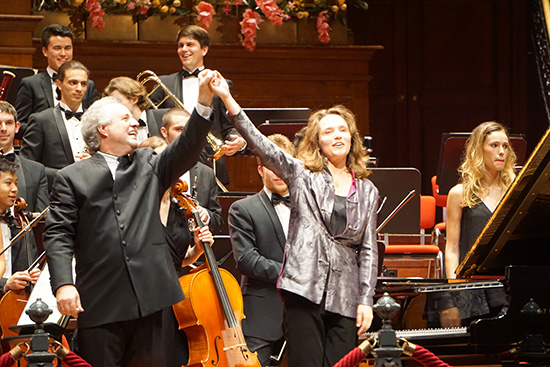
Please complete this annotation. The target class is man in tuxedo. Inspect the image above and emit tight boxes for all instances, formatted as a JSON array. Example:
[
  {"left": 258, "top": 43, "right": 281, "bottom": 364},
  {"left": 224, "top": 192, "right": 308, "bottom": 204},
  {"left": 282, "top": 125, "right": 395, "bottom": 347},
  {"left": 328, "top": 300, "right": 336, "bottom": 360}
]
[
  {"left": 20, "top": 60, "right": 92, "bottom": 190},
  {"left": 43, "top": 70, "right": 217, "bottom": 367},
  {"left": 104, "top": 76, "right": 167, "bottom": 144},
  {"left": 228, "top": 134, "right": 296, "bottom": 366},
  {"left": 0, "top": 101, "right": 47, "bottom": 295},
  {"left": 161, "top": 108, "right": 223, "bottom": 234},
  {"left": 149, "top": 25, "right": 245, "bottom": 185},
  {"left": 15, "top": 24, "right": 99, "bottom": 138}
]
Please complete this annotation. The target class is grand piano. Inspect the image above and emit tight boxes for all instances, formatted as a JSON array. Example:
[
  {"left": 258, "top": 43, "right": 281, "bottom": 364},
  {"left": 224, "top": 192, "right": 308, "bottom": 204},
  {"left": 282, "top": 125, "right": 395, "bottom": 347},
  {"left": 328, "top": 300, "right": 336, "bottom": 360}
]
[{"left": 370, "top": 2, "right": 550, "bottom": 365}]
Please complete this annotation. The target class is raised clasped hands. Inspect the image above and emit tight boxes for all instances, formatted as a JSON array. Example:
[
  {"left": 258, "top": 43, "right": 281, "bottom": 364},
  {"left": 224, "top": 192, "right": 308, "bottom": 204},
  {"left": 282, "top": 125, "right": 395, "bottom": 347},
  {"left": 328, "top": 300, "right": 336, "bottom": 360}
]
[{"left": 197, "top": 69, "right": 217, "bottom": 107}]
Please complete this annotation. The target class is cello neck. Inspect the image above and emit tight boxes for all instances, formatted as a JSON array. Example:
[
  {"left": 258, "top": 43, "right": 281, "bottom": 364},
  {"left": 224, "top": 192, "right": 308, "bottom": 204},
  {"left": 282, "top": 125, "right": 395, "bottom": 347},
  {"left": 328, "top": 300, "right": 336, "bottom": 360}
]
[{"left": 192, "top": 210, "right": 239, "bottom": 328}]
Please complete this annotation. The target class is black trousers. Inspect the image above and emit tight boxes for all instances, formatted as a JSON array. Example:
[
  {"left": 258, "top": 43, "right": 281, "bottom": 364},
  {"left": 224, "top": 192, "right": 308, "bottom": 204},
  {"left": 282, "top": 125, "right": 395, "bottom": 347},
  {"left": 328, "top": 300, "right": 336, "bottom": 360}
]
[
  {"left": 282, "top": 291, "right": 357, "bottom": 367},
  {"left": 77, "top": 311, "right": 162, "bottom": 367},
  {"left": 245, "top": 335, "right": 285, "bottom": 367}
]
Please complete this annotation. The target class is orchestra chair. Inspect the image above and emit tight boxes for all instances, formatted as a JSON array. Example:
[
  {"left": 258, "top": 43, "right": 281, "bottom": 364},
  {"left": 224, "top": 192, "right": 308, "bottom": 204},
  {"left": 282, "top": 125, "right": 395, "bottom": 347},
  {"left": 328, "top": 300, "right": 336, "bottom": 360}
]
[
  {"left": 382, "top": 195, "right": 443, "bottom": 278},
  {"left": 431, "top": 175, "right": 447, "bottom": 251}
]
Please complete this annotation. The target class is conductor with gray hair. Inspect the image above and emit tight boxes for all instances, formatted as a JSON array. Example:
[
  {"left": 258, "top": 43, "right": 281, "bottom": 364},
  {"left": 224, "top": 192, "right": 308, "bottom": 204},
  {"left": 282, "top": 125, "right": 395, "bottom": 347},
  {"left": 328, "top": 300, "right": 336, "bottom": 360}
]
[{"left": 43, "top": 70, "right": 218, "bottom": 367}]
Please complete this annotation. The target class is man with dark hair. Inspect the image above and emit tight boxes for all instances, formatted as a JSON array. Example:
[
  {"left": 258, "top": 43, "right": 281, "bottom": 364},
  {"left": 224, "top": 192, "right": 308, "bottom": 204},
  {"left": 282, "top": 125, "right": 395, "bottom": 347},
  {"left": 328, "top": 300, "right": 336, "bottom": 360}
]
[
  {"left": 104, "top": 76, "right": 166, "bottom": 144},
  {"left": 44, "top": 70, "right": 216, "bottom": 367},
  {"left": 228, "top": 134, "right": 295, "bottom": 366},
  {"left": 0, "top": 101, "right": 47, "bottom": 296},
  {"left": 15, "top": 24, "right": 99, "bottom": 137},
  {"left": 161, "top": 107, "right": 223, "bottom": 234},
  {"left": 20, "top": 60, "right": 92, "bottom": 189},
  {"left": 150, "top": 25, "right": 245, "bottom": 186}
]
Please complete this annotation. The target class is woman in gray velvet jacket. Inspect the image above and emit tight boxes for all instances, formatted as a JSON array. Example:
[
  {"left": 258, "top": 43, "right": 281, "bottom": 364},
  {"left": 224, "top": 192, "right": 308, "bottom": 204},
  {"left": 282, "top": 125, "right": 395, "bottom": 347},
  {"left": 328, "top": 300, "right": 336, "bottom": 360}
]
[{"left": 211, "top": 73, "right": 379, "bottom": 367}]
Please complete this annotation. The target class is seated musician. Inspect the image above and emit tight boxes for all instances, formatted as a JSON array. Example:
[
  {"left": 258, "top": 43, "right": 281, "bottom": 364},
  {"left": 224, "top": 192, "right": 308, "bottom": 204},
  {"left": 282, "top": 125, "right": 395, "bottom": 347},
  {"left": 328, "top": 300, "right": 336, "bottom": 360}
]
[
  {"left": 0, "top": 158, "right": 26, "bottom": 282},
  {"left": 0, "top": 101, "right": 46, "bottom": 295},
  {"left": 139, "top": 135, "right": 214, "bottom": 367},
  {"left": 428, "top": 121, "right": 516, "bottom": 327}
]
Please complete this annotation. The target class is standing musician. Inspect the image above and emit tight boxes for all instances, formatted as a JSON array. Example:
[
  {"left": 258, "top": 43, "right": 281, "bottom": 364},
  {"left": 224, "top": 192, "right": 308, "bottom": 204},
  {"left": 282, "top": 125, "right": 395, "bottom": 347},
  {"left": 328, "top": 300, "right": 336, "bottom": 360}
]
[
  {"left": 428, "top": 121, "right": 516, "bottom": 327},
  {"left": 149, "top": 25, "right": 246, "bottom": 185},
  {"left": 138, "top": 135, "right": 214, "bottom": 367},
  {"left": 228, "top": 134, "right": 295, "bottom": 366},
  {"left": 20, "top": 60, "right": 93, "bottom": 190},
  {"left": 15, "top": 24, "right": 99, "bottom": 138},
  {"left": 43, "top": 70, "right": 216, "bottom": 367},
  {"left": 210, "top": 72, "right": 379, "bottom": 367},
  {"left": 104, "top": 76, "right": 166, "bottom": 145},
  {"left": 0, "top": 101, "right": 46, "bottom": 295},
  {"left": 160, "top": 108, "right": 223, "bottom": 234}
]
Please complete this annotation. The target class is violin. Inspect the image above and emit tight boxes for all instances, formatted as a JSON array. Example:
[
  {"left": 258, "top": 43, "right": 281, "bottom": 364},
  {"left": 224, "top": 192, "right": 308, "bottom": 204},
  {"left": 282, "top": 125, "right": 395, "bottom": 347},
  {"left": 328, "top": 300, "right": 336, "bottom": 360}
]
[
  {"left": 170, "top": 180, "right": 262, "bottom": 367},
  {"left": 0, "top": 201, "right": 49, "bottom": 355}
]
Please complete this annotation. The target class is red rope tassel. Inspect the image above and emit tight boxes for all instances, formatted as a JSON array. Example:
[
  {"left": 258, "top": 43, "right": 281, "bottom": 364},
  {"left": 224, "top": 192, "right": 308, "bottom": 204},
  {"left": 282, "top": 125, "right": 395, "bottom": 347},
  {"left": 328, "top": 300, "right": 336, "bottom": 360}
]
[
  {"left": 0, "top": 353, "right": 14, "bottom": 367},
  {"left": 410, "top": 343, "right": 452, "bottom": 367}
]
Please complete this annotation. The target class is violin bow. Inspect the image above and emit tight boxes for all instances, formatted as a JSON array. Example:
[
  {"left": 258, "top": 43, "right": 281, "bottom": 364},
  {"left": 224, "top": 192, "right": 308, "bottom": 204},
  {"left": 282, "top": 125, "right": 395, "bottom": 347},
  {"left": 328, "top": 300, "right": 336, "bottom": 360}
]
[{"left": 0, "top": 206, "right": 49, "bottom": 258}]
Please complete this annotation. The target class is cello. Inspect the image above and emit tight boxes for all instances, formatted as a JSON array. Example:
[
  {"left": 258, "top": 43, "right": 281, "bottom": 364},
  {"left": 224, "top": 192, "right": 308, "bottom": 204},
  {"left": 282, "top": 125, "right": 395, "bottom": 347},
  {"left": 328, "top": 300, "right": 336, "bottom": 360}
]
[{"left": 170, "top": 180, "right": 262, "bottom": 367}]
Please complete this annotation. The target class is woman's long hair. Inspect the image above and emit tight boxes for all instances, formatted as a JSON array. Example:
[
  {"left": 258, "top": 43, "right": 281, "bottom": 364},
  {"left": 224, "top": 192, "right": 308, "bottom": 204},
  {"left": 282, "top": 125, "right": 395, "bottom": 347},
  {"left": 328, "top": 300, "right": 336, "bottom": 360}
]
[
  {"left": 459, "top": 121, "right": 517, "bottom": 207},
  {"left": 297, "top": 105, "right": 370, "bottom": 179}
]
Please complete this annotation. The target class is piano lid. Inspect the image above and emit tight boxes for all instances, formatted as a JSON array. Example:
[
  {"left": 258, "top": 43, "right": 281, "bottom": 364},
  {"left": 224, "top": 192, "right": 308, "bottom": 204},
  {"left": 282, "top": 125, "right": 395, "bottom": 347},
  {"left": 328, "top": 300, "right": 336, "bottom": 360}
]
[{"left": 456, "top": 126, "right": 550, "bottom": 277}]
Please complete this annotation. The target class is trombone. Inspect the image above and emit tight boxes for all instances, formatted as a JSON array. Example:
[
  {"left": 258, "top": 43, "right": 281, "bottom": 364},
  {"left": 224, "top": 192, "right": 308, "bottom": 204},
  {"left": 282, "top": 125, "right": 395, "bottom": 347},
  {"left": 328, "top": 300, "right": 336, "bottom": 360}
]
[{"left": 137, "top": 70, "right": 228, "bottom": 192}]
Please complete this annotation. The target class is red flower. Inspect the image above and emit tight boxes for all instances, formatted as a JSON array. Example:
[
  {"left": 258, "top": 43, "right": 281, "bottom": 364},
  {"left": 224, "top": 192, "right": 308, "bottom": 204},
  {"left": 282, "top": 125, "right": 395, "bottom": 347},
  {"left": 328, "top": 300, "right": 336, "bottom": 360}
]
[
  {"left": 240, "top": 9, "right": 262, "bottom": 52},
  {"left": 195, "top": 1, "right": 215, "bottom": 29},
  {"left": 86, "top": 0, "right": 106, "bottom": 31},
  {"left": 316, "top": 11, "right": 331, "bottom": 44},
  {"left": 256, "top": 0, "right": 283, "bottom": 26}
]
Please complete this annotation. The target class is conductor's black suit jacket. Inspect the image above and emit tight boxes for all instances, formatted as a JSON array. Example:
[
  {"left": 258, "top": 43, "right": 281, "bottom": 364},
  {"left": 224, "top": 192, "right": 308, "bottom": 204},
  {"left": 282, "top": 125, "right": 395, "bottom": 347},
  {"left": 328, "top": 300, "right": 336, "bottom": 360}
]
[
  {"left": 15, "top": 71, "right": 99, "bottom": 137},
  {"left": 44, "top": 109, "right": 212, "bottom": 329},
  {"left": 228, "top": 190, "right": 285, "bottom": 341}
]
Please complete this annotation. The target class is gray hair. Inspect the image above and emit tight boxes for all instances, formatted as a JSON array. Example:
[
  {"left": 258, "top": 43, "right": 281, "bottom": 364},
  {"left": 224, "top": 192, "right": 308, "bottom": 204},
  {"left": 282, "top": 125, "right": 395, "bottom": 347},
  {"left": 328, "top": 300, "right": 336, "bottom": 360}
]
[{"left": 81, "top": 97, "right": 121, "bottom": 154}]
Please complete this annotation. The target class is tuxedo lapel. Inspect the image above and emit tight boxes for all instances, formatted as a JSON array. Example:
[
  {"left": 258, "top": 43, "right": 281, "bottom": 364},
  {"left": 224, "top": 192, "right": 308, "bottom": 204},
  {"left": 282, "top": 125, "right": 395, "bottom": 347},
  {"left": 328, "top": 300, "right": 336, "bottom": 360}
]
[
  {"left": 175, "top": 71, "right": 184, "bottom": 103},
  {"left": 40, "top": 73, "right": 55, "bottom": 108},
  {"left": 14, "top": 155, "right": 27, "bottom": 200},
  {"left": 53, "top": 107, "right": 75, "bottom": 163},
  {"left": 258, "top": 191, "right": 286, "bottom": 250}
]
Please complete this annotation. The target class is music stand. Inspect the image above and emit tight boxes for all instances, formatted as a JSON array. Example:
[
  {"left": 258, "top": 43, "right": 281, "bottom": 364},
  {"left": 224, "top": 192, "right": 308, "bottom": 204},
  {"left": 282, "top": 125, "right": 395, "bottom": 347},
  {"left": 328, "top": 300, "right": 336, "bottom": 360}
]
[
  {"left": 436, "top": 133, "right": 528, "bottom": 195},
  {"left": 0, "top": 65, "right": 35, "bottom": 105},
  {"left": 369, "top": 168, "right": 421, "bottom": 234},
  {"left": 258, "top": 122, "right": 308, "bottom": 141},
  {"left": 243, "top": 108, "right": 311, "bottom": 127}
]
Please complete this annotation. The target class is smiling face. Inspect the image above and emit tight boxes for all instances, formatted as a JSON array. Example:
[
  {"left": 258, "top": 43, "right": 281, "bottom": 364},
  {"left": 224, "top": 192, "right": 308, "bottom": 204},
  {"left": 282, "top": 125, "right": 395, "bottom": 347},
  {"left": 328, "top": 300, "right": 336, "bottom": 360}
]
[
  {"left": 317, "top": 114, "right": 352, "bottom": 166},
  {"left": 483, "top": 130, "right": 510, "bottom": 173},
  {"left": 0, "top": 111, "right": 20, "bottom": 153},
  {"left": 177, "top": 36, "right": 208, "bottom": 72},
  {"left": 0, "top": 171, "right": 17, "bottom": 213},
  {"left": 98, "top": 103, "right": 140, "bottom": 156},
  {"left": 42, "top": 35, "right": 73, "bottom": 72}
]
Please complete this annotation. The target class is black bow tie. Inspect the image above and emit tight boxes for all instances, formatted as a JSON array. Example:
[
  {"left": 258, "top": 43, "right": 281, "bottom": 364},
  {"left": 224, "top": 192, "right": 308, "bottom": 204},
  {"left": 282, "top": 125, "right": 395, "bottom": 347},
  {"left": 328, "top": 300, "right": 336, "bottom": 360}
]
[
  {"left": 271, "top": 193, "right": 290, "bottom": 207},
  {"left": 61, "top": 108, "right": 83, "bottom": 121},
  {"left": 182, "top": 68, "right": 201, "bottom": 78},
  {"left": 138, "top": 118, "right": 146, "bottom": 127},
  {"left": 0, "top": 211, "right": 17, "bottom": 229},
  {"left": 1, "top": 153, "right": 15, "bottom": 162},
  {"left": 51, "top": 72, "right": 58, "bottom": 82}
]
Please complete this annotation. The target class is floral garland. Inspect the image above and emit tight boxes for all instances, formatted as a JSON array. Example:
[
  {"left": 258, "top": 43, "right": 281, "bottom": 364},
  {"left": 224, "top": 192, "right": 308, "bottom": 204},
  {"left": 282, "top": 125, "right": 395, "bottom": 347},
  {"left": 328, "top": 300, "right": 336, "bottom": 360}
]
[{"left": 35, "top": 0, "right": 367, "bottom": 51}]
